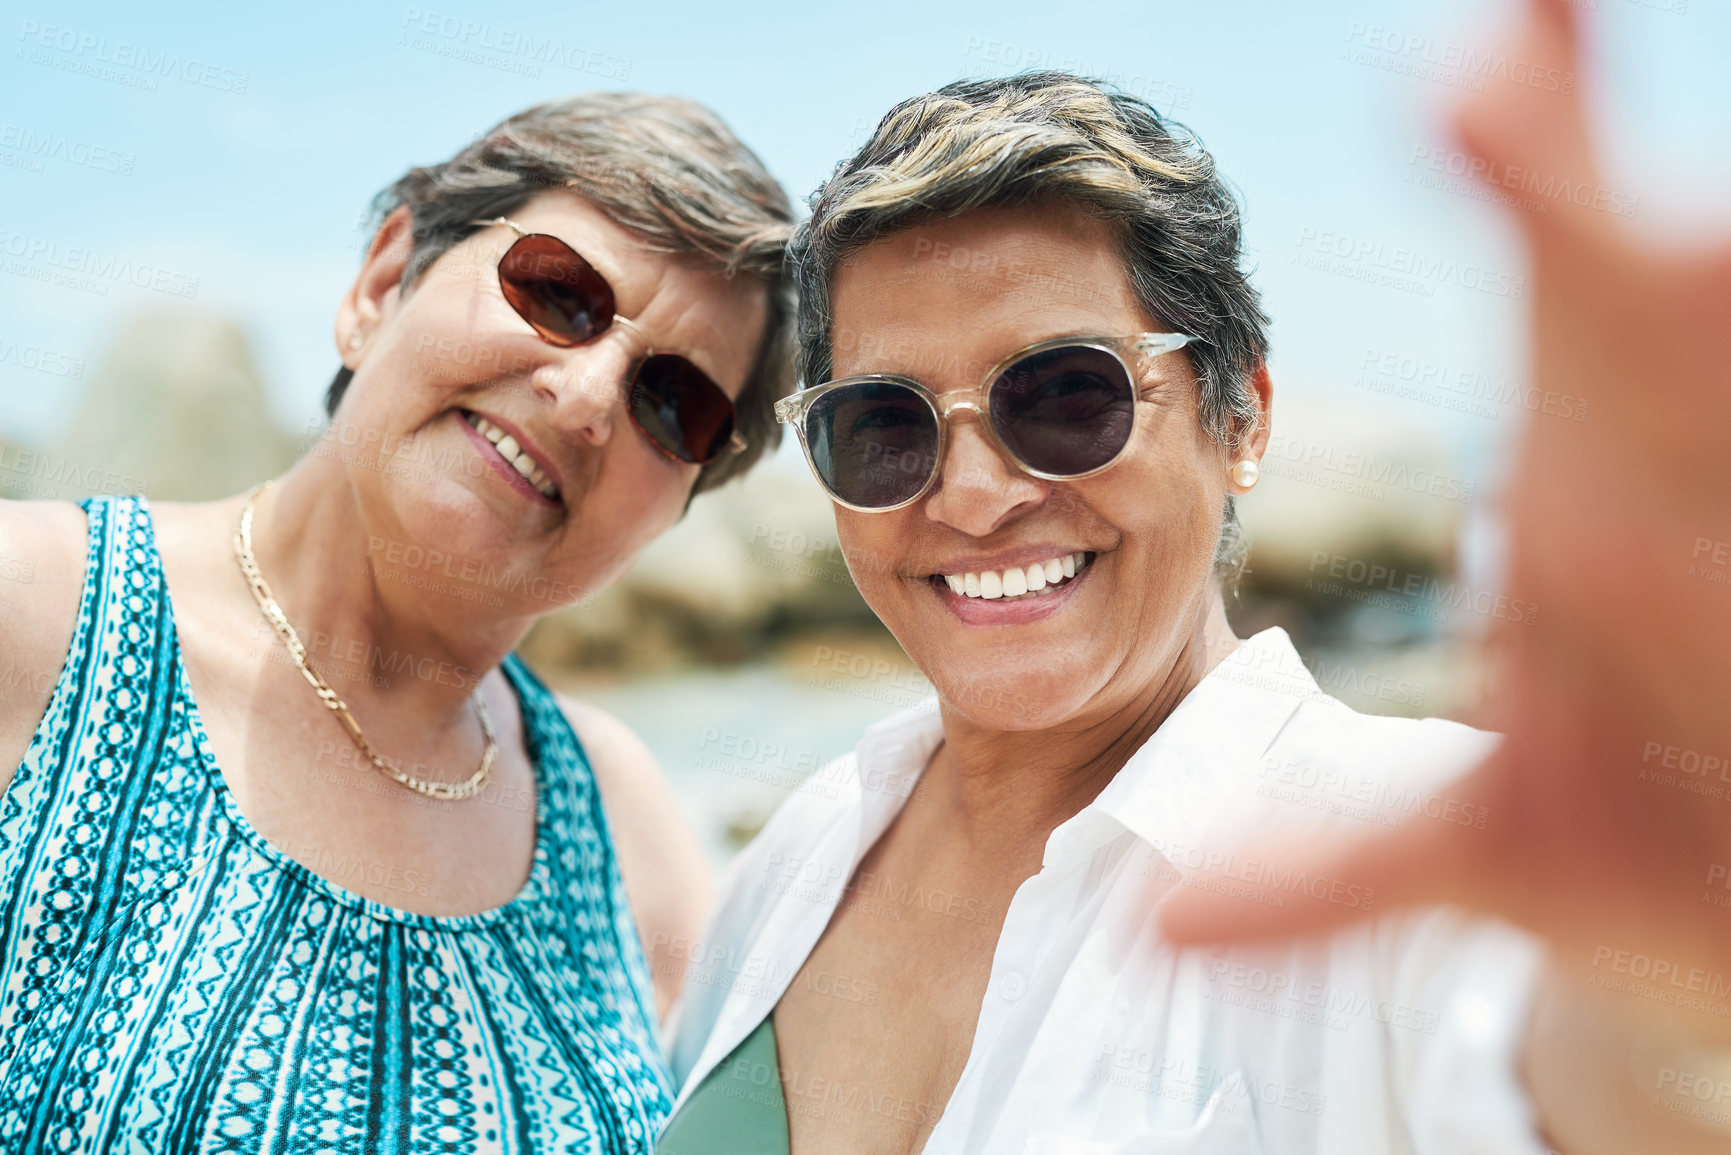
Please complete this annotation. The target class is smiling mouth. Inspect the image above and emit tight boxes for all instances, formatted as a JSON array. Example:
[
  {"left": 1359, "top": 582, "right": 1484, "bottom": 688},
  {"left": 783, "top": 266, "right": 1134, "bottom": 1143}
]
[
  {"left": 461, "top": 411, "right": 560, "bottom": 500},
  {"left": 930, "top": 552, "right": 1095, "bottom": 600}
]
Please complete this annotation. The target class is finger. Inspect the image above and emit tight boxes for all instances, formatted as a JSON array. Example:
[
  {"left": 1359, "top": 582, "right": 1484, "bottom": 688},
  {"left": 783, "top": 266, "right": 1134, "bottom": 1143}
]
[
  {"left": 1158, "top": 787, "right": 1490, "bottom": 948},
  {"left": 1452, "top": 0, "right": 1604, "bottom": 239}
]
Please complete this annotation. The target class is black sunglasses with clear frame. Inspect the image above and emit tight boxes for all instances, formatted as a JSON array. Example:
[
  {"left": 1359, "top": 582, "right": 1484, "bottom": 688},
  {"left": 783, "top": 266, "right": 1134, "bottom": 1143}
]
[{"left": 774, "top": 332, "right": 1199, "bottom": 511}]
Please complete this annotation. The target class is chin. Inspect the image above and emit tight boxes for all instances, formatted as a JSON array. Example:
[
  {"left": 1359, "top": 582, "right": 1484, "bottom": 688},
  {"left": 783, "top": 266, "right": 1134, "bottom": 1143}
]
[
  {"left": 929, "top": 661, "right": 1104, "bottom": 731},
  {"left": 389, "top": 474, "right": 503, "bottom": 539},
  {"left": 358, "top": 475, "right": 518, "bottom": 584}
]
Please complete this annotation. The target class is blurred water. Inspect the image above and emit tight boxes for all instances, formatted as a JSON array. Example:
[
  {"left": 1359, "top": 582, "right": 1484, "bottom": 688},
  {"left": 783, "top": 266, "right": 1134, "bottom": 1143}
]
[{"left": 571, "top": 664, "right": 924, "bottom": 869}]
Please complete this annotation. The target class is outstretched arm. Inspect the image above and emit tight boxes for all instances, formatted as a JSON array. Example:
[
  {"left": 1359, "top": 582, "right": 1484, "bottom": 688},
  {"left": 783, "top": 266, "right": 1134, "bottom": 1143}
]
[{"left": 1161, "top": 1, "right": 1731, "bottom": 1149}]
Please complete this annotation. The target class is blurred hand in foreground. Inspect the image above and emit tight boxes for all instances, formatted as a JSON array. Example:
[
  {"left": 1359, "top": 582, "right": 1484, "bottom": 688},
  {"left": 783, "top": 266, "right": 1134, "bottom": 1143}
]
[{"left": 1163, "top": 0, "right": 1731, "bottom": 1028}]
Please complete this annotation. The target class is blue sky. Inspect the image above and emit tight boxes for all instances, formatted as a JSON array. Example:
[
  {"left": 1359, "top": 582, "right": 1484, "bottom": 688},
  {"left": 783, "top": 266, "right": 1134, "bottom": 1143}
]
[{"left": 2, "top": 0, "right": 1727, "bottom": 475}]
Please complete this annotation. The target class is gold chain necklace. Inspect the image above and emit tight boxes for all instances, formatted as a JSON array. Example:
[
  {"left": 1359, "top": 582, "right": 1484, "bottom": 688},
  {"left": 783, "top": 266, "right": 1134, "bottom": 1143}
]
[{"left": 232, "top": 484, "right": 497, "bottom": 802}]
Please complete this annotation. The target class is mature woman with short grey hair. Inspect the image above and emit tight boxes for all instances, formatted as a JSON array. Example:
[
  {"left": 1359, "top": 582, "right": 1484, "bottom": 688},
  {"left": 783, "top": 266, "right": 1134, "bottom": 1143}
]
[
  {"left": 0, "top": 93, "right": 791, "bottom": 1152},
  {"left": 660, "top": 72, "right": 1548, "bottom": 1154}
]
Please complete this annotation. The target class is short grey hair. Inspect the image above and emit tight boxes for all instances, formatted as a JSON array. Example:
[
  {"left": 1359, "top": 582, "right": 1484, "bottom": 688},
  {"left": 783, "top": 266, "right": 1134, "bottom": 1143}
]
[
  {"left": 792, "top": 71, "right": 1269, "bottom": 572},
  {"left": 328, "top": 92, "right": 796, "bottom": 494}
]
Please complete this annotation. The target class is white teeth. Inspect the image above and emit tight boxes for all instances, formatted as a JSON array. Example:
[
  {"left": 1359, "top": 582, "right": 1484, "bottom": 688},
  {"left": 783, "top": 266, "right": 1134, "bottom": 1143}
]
[
  {"left": 465, "top": 413, "right": 559, "bottom": 499},
  {"left": 466, "top": 412, "right": 507, "bottom": 444},
  {"left": 942, "top": 552, "right": 1091, "bottom": 601}
]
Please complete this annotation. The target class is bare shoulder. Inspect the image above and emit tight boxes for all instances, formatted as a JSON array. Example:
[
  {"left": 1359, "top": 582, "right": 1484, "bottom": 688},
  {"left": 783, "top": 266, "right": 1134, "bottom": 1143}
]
[
  {"left": 556, "top": 693, "right": 706, "bottom": 876},
  {"left": 559, "top": 696, "right": 661, "bottom": 789},
  {"left": 556, "top": 693, "right": 712, "bottom": 1018},
  {"left": 0, "top": 499, "right": 93, "bottom": 796}
]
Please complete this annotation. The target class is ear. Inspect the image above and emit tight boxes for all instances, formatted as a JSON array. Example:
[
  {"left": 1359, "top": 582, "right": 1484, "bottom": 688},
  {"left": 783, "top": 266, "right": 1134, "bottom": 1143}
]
[
  {"left": 1226, "top": 362, "right": 1273, "bottom": 494},
  {"left": 334, "top": 206, "right": 414, "bottom": 369}
]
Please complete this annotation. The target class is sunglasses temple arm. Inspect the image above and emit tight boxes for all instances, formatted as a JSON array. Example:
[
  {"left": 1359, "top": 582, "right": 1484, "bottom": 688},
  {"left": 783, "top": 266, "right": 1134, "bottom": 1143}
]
[
  {"left": 470, "top": 216, "right": 529, "bottom": 237},
  {"left": 1132, "top": 333, "right": 1199, "bottom": 357}
]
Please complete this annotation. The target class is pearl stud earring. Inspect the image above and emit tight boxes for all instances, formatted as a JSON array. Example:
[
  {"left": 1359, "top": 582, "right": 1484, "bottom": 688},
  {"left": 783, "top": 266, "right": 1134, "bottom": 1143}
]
[
  {"left": 348, "top": 333, "right": 364, "bottom": 350},
  {"left": 1229, "top": 459, "right": 1260, "bottom": 490}
]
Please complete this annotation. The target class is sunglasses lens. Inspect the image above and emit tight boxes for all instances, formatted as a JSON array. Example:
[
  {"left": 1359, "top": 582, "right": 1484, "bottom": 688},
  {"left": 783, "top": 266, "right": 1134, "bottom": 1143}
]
[
  {"left": 631, "top": 354, "right": 737, "bottom": 465},
  {"left": 989, "top": 345, "right": 1135, "bottom": 476},
  {"left": 805, "top": 382, "right": 939, "bottom": 509},
  {"left": 498, "top": 234, "right": 616, "bottom": 347}
]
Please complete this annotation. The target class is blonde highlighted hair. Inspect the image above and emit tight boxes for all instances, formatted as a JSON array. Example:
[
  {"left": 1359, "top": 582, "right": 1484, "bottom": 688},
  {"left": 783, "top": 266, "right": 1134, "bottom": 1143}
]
[{"left": 792, "top": 71, "right": 1269, "bottom": 571}]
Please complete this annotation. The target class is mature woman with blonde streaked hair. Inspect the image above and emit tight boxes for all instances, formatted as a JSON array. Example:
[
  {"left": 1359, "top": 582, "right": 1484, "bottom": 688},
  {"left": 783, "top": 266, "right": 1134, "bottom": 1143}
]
[
  {"left": 656, "top": 32, "right": 1731, "bottom": 1149},
  {"left": 650, "top": 67, "right": 1541, "bottom": 1155}
]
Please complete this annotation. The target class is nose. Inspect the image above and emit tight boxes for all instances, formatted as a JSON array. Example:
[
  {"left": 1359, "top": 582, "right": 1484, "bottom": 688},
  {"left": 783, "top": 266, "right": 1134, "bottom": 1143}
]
[
  {"left": 534, "top": 328, "right": 642, "bottom": 449},
  {"left": 923, "top": 407, "right": 1048, "bottom": 536}
]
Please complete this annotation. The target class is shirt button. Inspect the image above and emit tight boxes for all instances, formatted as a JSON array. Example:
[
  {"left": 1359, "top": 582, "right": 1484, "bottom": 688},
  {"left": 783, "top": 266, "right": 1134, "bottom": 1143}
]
[{"left": 1000, "top": 971, "right": 1026, "bottom": 1002}]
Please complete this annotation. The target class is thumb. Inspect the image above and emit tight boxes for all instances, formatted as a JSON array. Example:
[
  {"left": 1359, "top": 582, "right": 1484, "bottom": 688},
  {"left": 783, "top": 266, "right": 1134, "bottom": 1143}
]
[
  {"left": 1158, "top": 779, "right": 1493, "bottom": 948},
  {"left": 1452, "top": 0, "right": 1603, "bottom": 240}
]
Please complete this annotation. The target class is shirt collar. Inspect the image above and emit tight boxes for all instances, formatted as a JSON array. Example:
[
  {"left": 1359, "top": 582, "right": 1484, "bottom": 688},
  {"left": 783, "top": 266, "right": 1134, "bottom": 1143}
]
[
  {"left": 1045, "top": 627, "right": 1316, "bottom": 868},
  {"left": 849, "top": 628, "right": 1319, "bottom": 871},
  {"left": 850, "top": 699, "right": 945, "bottom": 848}
]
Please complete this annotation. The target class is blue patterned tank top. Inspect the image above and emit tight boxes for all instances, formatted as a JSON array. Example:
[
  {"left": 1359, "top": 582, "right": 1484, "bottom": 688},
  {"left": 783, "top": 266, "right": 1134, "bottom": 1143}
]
[{"left": 0, "top": 496, "right": 674, "bottom": 1153}]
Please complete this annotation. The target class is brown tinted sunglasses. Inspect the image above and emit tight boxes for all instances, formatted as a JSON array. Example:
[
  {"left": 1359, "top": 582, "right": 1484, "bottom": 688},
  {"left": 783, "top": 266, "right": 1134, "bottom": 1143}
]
[{"left": 472, "top": 217, "right": 746, "bottom": 465}]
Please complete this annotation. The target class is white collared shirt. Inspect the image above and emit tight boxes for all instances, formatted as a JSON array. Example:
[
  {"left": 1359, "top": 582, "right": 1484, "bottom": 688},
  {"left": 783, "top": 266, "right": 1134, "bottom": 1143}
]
[{"left": 667, "top": 629, "right": 1548, "bottom": 1153}]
